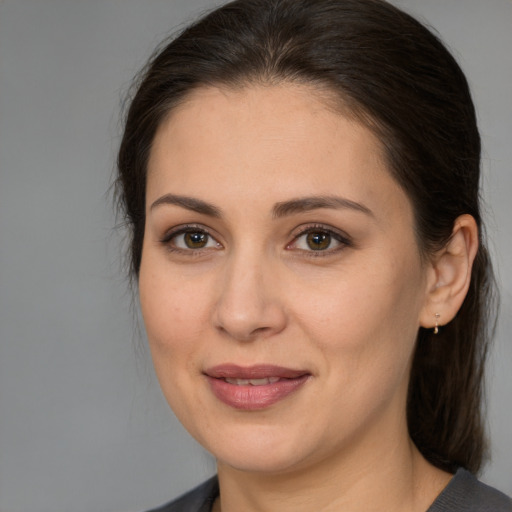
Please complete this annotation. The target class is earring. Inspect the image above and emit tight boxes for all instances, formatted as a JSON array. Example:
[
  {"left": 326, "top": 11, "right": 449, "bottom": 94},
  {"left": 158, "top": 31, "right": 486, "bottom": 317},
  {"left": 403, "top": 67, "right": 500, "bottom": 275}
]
[{"left": 433, "top": 313, "right": 440, "bottom": 335}]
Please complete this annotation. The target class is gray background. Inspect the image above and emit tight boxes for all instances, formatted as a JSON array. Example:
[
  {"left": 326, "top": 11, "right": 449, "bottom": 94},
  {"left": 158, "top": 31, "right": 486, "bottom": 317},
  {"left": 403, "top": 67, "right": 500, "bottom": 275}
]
[{"left": 0, "top": 1, "right": 510, "bottom": 511}]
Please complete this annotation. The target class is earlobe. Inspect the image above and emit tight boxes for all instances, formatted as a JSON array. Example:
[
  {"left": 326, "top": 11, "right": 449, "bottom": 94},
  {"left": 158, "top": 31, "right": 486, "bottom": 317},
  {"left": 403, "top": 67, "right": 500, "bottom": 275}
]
[{"left": 420, "top": 214, "right": 479, "bottom": 330}]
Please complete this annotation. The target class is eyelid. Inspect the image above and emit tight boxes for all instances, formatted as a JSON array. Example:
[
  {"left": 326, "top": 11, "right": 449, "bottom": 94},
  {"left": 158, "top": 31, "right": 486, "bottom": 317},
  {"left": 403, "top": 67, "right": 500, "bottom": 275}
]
[
  {"left": 159, "top": 222, "right": 351, "bottom": 255},
  {"left": 287, "top": 223, "right": 352, "bottom": 253},
  {"left": 160, "top": 223, "right": 222, "bottom": 250}
]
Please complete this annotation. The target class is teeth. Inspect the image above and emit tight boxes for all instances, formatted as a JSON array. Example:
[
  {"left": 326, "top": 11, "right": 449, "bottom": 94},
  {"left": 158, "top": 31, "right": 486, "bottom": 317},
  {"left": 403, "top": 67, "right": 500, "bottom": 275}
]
[
  {"left": 225, "top": 378, "right": 250, "bottom": 385},
  {"left": 225, "top": 377, "right": 280, "bottom": 386}
]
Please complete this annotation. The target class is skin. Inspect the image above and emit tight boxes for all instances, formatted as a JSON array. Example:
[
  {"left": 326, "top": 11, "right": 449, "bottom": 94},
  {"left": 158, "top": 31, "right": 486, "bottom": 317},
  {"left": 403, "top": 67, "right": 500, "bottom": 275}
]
[{"left": 139, "top": 84, "right": 477, "bottom": 511}]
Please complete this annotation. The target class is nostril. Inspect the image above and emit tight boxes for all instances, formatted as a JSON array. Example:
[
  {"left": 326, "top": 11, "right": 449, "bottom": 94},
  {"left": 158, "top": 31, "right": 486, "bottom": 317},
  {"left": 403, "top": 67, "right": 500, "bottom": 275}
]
[
  {"left": 215, "top": 323, "right": 271, "bottom": 342},
  {"left": 212, "top": 267, "right": 288, "bottom": 340}
]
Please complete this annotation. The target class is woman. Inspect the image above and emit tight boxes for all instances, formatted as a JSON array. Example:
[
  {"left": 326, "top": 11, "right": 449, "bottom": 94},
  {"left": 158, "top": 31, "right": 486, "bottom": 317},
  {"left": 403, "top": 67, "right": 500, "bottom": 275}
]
[{"left": 116, "top": 0, "right": 511, "bottom": 510}]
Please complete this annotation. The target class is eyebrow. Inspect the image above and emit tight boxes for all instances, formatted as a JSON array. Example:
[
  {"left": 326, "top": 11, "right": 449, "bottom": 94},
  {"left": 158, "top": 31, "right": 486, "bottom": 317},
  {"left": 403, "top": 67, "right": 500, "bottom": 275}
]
[
  {"left": 150, "top": 193, "right": 373, "bottom": 219},
  {"left": 150, "top": 194, "right": 222, "bottom": 217},
  {"left": 272, "top": 196, "right": 373, "bottom": 219}
]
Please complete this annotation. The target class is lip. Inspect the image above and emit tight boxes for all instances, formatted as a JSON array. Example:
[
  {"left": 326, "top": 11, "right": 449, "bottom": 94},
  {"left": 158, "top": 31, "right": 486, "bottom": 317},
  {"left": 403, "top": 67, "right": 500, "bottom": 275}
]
[{"left": 204, "top": 364, "right": 311, "bottom": 410}]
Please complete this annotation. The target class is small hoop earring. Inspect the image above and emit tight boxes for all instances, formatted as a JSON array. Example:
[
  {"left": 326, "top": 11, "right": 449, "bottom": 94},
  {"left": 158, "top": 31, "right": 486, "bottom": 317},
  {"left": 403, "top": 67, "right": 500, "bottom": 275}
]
[{"left": 433, "top": 313, "right": 440, "bottom": 335}]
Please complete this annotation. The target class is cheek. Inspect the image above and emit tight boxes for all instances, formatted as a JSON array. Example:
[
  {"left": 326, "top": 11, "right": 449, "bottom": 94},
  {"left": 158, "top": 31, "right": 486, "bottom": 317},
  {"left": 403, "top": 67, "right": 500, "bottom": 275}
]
[
  {"left": 295, "top": 256, "right": 423, "bottom": 342},
  {"left": 295, "top": 266, "right": 423, "bottom": 440},
  {"left": 138, "top": 250, "right": 212, "bottom": 374},
  {"left": 292, "top": 251, "right": 425, "bottom": 387},
  {"left": 138, "top": 264, "right": 212, "bottom": 430}
]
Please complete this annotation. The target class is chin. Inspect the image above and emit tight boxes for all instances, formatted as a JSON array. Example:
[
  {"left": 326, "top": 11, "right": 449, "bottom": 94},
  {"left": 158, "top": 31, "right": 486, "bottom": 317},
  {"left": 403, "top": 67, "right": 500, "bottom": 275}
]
[
  {"left": 200, "top": 423, "right": 323, "bottom": 475},
  {"left": 217, "top": 448, "right": 308, "bottom": 475}
]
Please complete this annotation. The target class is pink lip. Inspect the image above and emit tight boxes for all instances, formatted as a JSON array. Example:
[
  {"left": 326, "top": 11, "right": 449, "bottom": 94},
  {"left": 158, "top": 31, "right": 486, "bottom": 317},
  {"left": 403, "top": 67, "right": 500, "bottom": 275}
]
[{"left": 204, "top": 364, "right": 310, "bottom": 410}]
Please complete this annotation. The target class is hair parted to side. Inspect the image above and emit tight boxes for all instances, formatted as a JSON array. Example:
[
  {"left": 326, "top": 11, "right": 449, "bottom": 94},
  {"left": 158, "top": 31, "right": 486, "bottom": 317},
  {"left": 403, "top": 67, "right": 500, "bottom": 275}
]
[{"left": 116, "top": 0, "right": 497, "bottom": 473}]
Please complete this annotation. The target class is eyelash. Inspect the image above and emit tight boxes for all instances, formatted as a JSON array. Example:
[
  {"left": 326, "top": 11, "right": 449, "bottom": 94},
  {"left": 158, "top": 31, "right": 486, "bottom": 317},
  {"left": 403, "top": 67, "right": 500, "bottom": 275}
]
[
  {"left": 160, "top": 224, "right": 221, "bottom": 254},
  {"left": 287, "top": 224, "right": 352, "bottom": 257},
  {"left": 159, "top": 223, "right": 352, "bottom": 257}
]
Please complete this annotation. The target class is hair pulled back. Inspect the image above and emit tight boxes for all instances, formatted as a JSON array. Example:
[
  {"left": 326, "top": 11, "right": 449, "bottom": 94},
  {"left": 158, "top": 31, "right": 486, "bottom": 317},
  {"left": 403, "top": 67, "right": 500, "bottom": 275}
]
[{"left": 117, "top": 0, "right": 496, "bottom": 473}]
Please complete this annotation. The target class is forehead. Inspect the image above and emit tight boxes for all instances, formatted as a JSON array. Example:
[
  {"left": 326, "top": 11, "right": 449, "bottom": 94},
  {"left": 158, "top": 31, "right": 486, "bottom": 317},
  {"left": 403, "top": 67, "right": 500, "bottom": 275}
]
[
  {"left": 147, "top": 84, "right": 411, "bottom": 223},
  {"left": 151, "top": 83, "right": 371, "bottom": 155}
]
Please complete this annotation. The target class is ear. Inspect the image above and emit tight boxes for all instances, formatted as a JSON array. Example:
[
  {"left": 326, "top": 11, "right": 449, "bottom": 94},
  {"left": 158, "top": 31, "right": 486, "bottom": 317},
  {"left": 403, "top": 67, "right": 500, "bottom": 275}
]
[{"left": 419, "top": 214, "right": 479, "bottom": 330}]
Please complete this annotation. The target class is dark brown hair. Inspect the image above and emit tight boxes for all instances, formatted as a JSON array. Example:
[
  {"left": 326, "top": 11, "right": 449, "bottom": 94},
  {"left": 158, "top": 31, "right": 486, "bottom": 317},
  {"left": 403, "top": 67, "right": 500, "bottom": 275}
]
[{"left": 116, "top": 0, "right": 497, "bottom": 473}]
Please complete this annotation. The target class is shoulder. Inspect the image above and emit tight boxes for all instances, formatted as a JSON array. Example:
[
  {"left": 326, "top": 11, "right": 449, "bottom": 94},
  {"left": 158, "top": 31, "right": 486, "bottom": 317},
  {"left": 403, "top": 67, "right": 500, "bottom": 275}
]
[
  {"left": 428, "top": 468, "right": 512, "bottom": 512},
  {"left": 145, "top": 477, "right": 219, "bottom": 512}
]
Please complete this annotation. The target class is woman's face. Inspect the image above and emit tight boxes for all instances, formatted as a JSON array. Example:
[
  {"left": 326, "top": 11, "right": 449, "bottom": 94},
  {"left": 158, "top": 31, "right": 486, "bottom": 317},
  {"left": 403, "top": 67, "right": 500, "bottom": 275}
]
[{"left": 139, "top": 84, "right": 433, "bottom": 474}]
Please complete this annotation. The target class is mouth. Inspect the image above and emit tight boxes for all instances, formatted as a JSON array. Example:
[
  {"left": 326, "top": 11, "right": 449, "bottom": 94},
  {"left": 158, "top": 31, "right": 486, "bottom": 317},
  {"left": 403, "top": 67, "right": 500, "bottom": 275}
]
[{"left": 204, "top": 364, "right": 311, "bottom": 410}]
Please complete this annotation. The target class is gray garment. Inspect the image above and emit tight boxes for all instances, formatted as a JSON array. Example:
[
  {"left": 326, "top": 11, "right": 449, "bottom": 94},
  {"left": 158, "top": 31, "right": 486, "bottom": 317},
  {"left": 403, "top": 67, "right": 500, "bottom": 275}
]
[
  {"left": 426, "top": 469, "right": 512, "bottom": 512},
  {"left": 147, "top": 478, "right": 218, "bottom": 512},
  {"left": 147, "top": 469, "right": 512, "bottom": 512}
]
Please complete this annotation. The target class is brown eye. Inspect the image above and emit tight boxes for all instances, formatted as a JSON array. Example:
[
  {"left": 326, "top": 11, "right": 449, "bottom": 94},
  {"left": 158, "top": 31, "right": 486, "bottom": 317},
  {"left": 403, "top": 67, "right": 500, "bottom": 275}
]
[
  {"left": 184, "top": 231, "right": 208, "bottom": 248},
  {"left": 164, "top": 227, "right": 221, "bottom": 251},
  {"left": 289, "top": 226, "right": 350, "bottom": 255},
  {"left": 306, "top": 232, "right": 331, "bottom": 250}
]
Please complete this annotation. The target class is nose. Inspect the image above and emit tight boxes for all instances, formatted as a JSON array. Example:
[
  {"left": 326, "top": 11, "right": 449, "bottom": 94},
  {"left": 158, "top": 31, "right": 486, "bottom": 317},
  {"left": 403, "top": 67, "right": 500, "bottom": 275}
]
[{"left": 212, "top": 251, "right": 287, "bottom": 342}]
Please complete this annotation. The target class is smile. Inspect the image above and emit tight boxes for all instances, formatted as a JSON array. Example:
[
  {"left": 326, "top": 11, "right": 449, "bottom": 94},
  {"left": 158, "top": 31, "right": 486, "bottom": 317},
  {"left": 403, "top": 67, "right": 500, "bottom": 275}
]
[{"left": 204, "top": 365, "right": 310, "bottom": 410}]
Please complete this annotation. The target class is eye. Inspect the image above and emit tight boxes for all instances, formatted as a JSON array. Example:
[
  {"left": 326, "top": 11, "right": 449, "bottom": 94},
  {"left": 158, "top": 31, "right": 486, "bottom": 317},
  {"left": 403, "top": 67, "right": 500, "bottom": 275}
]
[
  {"left": 303, "top": 232, "right": 332, "bottom": 250},
  {"left": 161, "top": 225, "right": 221, "bottom": 251},
  {"left": 288, "top": 225, "right": 351, "bottom": 254}
]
